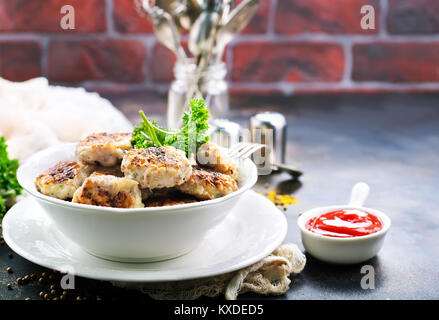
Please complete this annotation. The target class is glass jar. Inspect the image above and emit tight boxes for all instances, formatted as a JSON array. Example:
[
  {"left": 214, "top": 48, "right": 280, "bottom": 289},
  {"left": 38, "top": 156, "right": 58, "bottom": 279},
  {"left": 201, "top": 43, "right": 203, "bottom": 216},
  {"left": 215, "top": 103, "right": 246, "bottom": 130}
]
[{"left": 167, "top": 62, "right": 229, "bottom": 129}]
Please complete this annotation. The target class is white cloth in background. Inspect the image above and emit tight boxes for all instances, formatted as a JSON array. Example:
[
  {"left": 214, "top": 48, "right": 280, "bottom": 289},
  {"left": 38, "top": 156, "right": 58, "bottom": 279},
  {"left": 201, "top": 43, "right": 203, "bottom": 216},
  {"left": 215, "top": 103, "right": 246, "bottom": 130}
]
[{"left": 0, "top": 77, "right": 133, "bottom": 162}]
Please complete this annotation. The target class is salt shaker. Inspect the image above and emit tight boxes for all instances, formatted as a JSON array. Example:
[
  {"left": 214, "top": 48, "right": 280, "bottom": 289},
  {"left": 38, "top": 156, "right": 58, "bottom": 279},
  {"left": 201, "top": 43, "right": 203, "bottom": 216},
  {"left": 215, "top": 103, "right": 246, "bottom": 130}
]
[
  {"left": 208, "top": 119, "right": 241, "bottom": 148},
  {"left": 249, "top": 112, "right": 301, "bottom": 178},
  {"left": 249, "top": 112, "right": 287, "bottom": 166}
]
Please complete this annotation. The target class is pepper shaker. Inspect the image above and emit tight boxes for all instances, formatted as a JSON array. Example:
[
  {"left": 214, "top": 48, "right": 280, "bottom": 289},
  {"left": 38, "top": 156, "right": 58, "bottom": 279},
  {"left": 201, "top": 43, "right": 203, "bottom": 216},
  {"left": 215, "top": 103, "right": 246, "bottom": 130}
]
[{"left": 250, "top": 112, "right": 302, "bottom": 178}]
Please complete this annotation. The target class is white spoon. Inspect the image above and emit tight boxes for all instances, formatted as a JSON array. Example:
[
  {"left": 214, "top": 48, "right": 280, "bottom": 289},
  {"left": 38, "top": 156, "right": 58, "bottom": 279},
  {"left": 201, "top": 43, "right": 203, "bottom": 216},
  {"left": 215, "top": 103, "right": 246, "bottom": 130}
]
[{"left": 349, "top": 182, "right": 370, "bottom": 207}]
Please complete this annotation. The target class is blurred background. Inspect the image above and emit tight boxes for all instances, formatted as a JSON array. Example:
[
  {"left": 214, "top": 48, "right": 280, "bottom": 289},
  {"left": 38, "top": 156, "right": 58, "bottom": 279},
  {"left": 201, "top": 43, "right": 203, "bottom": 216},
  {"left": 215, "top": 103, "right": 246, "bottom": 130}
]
[{"left": 1, "top": 0, "right": 439, "bottom": 96}]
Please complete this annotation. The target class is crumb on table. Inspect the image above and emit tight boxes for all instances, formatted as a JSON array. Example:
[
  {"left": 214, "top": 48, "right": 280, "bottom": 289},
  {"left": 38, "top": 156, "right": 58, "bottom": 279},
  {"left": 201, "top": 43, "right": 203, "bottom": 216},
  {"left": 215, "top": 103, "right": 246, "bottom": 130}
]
[{"left": 256, "top": 188, "right": 298, "bottom": 211}]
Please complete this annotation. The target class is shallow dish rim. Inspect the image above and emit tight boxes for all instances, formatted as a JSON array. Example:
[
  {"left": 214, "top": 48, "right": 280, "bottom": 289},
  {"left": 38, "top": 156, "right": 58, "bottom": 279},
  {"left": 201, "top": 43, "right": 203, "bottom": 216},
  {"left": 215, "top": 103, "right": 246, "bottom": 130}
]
[{"left": 17, "top": 143, "right": 258, "bottom": 215}]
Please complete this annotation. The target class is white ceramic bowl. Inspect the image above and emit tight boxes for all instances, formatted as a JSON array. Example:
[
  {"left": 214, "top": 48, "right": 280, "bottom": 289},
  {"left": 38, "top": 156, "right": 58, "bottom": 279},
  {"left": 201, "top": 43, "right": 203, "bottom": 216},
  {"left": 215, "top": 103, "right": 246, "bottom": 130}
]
[
  {"left": 17, "top": 143, "right": 258, "bottom": 262},
  {"left": 297, "top": 183, "right": 391, "bottom": 264}
]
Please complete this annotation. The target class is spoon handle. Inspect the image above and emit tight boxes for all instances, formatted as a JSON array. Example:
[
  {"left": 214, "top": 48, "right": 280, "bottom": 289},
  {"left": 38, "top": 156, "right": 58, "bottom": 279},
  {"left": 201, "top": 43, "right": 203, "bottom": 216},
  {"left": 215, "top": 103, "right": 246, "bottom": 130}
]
[
  {"left": 348, "top": 182, "right": 370, "bottom": 207},
  {"left": 272, "top": 163, "right": 302, "bottom": 179}
]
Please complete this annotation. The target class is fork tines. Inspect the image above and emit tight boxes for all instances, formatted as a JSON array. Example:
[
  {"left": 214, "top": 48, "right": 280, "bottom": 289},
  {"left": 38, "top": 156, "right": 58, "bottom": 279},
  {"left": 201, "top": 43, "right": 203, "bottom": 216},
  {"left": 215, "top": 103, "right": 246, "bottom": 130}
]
[{"left": 228, "top": 142, "right": 265, "bottom": 160}]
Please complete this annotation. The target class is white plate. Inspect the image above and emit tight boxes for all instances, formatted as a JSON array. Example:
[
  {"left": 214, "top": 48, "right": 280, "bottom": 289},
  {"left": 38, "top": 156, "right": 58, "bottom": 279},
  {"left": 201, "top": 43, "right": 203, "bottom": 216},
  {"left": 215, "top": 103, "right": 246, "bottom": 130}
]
[{"left": 3, "top": 191, "right": 287, "bottom": 282}]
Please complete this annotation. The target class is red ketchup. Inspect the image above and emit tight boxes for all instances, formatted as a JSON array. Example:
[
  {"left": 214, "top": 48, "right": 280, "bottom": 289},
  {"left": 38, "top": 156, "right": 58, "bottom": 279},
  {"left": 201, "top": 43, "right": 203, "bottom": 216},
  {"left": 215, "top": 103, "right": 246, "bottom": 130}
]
[{"left": 306, "top": 209, "right": 383, "bottom": 238}]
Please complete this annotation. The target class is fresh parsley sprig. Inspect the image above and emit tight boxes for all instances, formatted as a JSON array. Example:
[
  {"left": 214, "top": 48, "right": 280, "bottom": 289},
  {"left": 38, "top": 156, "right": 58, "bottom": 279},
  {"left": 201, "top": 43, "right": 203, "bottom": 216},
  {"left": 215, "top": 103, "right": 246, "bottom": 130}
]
[
  {"left": 131, "top": 99, "right": 210, "bottom": 157},
  {"left": 0, "top": 137, "right": 22, "bottom": 217}
]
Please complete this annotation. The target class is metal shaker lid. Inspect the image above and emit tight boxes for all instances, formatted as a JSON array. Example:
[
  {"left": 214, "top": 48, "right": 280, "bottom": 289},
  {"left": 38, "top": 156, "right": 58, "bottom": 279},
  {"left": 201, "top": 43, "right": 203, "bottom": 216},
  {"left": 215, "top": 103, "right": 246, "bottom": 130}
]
[
  {"left": 208, "top": 119, "right": 241, "bottom": 148},
  {"left": 251, "top": 112, "right": 287, "bottom": 127}
]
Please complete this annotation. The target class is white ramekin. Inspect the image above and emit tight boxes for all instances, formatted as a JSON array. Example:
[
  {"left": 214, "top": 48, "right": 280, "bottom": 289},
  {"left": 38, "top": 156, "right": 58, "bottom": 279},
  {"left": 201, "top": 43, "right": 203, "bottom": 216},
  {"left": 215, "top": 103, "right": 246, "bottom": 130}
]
[{"left": 297, "top": 183, "right": 391, "bottom": 264}]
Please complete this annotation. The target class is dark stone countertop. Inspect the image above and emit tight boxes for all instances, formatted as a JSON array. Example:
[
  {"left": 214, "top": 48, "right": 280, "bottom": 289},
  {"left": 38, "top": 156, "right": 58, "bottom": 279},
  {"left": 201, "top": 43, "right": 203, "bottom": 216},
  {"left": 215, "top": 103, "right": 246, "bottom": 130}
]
[{"left": 1, "top": 92, "right": 438, "bottom": 300}]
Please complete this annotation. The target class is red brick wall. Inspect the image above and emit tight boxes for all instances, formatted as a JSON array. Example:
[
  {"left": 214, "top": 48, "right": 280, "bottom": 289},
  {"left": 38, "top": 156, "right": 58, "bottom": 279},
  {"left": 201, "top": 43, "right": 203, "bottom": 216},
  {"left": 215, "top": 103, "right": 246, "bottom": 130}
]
[{"left": 1, "top": 0, "right": 439, "bottom": 95}]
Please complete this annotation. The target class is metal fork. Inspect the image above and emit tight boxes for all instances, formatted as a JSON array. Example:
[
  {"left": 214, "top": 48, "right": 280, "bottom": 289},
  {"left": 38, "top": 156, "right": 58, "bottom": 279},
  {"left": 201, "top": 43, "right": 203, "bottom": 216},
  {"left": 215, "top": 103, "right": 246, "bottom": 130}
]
[
  {"left": 227, "top": 142, "right": 265, "bottom": 160},
  {"left": 228, "top": 142, "right": 303, "bottom": 178}
]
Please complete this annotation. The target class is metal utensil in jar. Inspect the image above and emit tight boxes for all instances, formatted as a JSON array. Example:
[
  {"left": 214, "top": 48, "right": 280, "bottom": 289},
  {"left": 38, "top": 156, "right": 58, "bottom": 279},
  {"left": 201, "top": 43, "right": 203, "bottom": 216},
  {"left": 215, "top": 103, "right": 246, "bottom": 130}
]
[
  {"left": 142, "top": 1, "right": 187, "bottom": 63},
  {"left": 155, "top": 0, "right": 189, "bottom": 30},
  {"left": 188, "top": 9, "right": 220, "bottom": 58},
  {"left": 220, "top": 0, "right": 236, "bottom": 22},
  {"left": 176, "top": 0, "right": 203, "bottom": 30},
  {"left": 186, "top": 3, "right": 221, "bottom": 107},
  {"left": 214, "top": 0, "right": 260, "bottom": 63}
]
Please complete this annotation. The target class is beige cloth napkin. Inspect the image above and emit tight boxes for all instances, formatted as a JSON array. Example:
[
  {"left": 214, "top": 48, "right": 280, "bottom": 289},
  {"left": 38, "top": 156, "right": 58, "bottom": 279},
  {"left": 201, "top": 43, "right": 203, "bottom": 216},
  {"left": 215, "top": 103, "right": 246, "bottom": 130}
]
[{"left": 113, "top": 243, "right": 306, "bottom": 300}]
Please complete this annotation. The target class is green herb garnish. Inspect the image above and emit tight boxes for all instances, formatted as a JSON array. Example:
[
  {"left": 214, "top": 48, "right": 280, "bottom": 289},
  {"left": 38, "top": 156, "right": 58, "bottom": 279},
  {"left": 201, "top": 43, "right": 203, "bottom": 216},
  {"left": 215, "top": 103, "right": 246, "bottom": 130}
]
[
  {"left": 0, "top": 137, "right": 22, "bottom": 218},
  {"left": 131, "top": 99, "right": 210, "bottom": 157}
]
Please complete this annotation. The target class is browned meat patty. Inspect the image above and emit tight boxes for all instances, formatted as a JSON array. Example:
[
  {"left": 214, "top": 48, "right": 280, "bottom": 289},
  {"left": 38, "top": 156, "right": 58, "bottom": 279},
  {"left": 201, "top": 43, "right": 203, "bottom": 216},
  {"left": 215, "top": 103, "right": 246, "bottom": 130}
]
[
  {"left": 72, "top": 173, "right": 143, "bottom": 208},
  {"left": 35, "top": 160, "right": 88, "bottom": 200},
  {"left": 196, "top": 142, "right": 239, "bottom": 180},
  {"left": 76, "top": 132, "right": 132, "bottom": 167},
  {"left": 177, "top": 166, "right": 238, "bottom": 200},
  {"left": 121, "top": 146, "right": 192, "bottom": 189}
]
